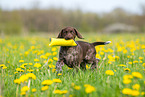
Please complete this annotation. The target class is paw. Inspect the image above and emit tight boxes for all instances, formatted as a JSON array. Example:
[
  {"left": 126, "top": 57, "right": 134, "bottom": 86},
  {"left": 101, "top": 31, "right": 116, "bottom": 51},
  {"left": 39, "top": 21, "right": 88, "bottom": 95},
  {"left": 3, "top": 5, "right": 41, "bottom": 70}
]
[{"left": 105, "top": 41, "right": 111, "bottom": 44}]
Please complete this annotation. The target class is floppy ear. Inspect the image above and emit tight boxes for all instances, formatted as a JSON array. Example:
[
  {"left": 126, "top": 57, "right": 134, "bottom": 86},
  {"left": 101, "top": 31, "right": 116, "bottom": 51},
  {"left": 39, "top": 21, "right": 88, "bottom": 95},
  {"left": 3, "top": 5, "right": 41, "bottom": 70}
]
[
  {"left": 57, "top": 29, "right": 63, "bottom": 38},
  {"left": 74, "top": 28, "right": 84, "bottom": 39}
]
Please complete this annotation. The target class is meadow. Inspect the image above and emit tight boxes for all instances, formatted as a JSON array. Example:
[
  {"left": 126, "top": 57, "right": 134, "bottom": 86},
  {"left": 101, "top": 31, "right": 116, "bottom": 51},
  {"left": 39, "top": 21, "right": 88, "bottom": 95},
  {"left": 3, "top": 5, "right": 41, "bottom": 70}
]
[{"left": 0, "top": 33, "right": 145, "bottom": 97}]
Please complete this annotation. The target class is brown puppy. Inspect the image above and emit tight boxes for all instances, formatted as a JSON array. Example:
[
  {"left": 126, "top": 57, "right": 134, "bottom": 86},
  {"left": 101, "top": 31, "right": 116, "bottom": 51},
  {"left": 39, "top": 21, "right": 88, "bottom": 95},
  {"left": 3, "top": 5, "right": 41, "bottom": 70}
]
[{"left": 56, "top": 27, "right": 110, "bottom": 72}]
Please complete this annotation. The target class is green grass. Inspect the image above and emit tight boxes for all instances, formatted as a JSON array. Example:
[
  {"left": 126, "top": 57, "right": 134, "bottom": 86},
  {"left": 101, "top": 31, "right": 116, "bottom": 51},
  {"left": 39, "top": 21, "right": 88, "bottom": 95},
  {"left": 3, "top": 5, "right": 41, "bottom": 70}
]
[{"left": 0, "top": 33, "right": 145, "bottom": 97}]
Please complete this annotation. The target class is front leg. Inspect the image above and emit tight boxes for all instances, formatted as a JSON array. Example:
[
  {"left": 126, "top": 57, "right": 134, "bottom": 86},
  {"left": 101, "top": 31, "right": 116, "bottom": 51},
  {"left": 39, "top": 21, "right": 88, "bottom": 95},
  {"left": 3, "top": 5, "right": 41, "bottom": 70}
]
[{"left": 56, "top": 60, "right": 64, "bottom": 73}]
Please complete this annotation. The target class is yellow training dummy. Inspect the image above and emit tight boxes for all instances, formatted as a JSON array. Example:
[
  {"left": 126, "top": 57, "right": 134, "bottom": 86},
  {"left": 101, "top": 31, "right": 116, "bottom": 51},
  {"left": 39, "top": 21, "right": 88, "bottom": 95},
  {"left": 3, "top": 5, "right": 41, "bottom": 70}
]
[{"left": 49, "top": 38, "right": 77, "bottom": 46}]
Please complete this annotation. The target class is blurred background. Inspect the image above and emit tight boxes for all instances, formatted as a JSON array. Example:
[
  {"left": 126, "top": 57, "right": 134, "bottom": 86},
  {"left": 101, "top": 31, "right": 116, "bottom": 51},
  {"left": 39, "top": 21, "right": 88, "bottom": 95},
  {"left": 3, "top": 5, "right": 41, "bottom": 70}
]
[{"left": 0, "top": 0, "right": 145, "bottom": 35}]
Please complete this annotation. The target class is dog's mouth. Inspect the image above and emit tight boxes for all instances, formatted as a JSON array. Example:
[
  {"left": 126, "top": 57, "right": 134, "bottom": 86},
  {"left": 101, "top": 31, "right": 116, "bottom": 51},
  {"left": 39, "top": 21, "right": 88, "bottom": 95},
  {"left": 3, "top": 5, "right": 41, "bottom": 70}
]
[{"left": 64, "top": 38, "right": 74, "bottom": 40}]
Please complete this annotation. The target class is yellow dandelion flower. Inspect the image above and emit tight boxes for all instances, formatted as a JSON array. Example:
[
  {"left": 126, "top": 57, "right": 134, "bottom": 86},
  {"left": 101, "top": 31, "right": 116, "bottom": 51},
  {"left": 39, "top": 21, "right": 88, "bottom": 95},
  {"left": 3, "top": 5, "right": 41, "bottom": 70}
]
[
  {"left": 53, "top": 57, "right": 58, "bottom": 61},
  {"left": 42, "top": 80, "right": 53, "bottom": 85},
  {"left": 71, "top": 83, "right": 75, "bottom": 87},
  {"left": 100, "top": 52, "right": 104, "bottom": 55},
  {"left": 132, "top": 72, "right": 143, "bottom": 79},
  {"left": 48, "top": 59, "right": 53, "bottom": 63},
  {"left": 34, "top": 63, "right": 41, "bottom": 68},
  {"left": 84, "top": 84, "right": 91, "bottom": 87},
  {"left": 52, "top": 69, "right": 56, "bottom": 73},
  {"left": 20, "top": 92, "right": 26, "bottom": 95},
  {"left": 53, "top": 90, "right": 68, "bottom": 94},
  {"left": 133, "top": 60, "right": 138, "bottom": 64},
  {"left": 34, "top": 59, "right": 39, "bottom": 62},
  {"left": 45, "top": 53, "right": 52, "bottom": 57},
  {"left": 16, "top": 68, "right": 24, "bottom": 72},
  {"left": 14, "top": 72, "right": 18, "bottom": 74},
  {"left": 2, "top": 66, "right": 7, "bottom": 69},
  {"left": 58, "top": 73, "right": 62, "bottom": 76},
  {"left": 123, "top": 75, "right": 133, "bottom": 79},
  {"left": 0, "top": 64, "right": 5, "bottom": 67},
  {"left": 118, "top": 64, "right": 126, "bottom": 67},
  {"left": 132, "top": 84, "right": 140, "bottom": 90},
  {"left": 29, "top": 63, "right": 33, "bottom": 65},
  {"left": 85, "top": 85, "right": 96, "bottom": 94},
  {"left": 128, "top": 62, "right": 132, "bottom": 65},
  {"left": 19, "top": 60, "right": 24, "bottom": 63},
  {"left": 31, "top": 88, "right": 37, "bottom": 92},
  {"left": 26, "top": 73, "right": 36, "bottom": 80},
  {"left": 123, "top": 79, "right": 132, "bottom": 84},
  {"left": 142, "top": 63, "right": 145, "bottom": 67},
  {"left": 86, "top": 65, "right": 90, "bottom": 69},
  {"left": 105, "top": 70, "right": 114, "bottom": 75},
  {"left": 124, "top": 68, "right": 131, "bottom": 73},
  {"left": 131, "top": 90, "right": 140, "bottom": 96},
  {"left": 61, "top": 90, "right": 68, "bottom": 94},
  {"left": 41, "top": 86, "right": 49, "bottom": 91},
  {"left": 21, "top": 86, "right": 29, "bottom": 92},
  {"left": 141, "top": 92, "right": 145, "bottom": 95},
  {"left": 14, "top": 79, "right": 21, "bottom": 84},
  {"left": 53, "top": 90, "right": 62, "bottom": 94},
  {"left": 123, "top": 49, "right": 127, "bottom": 54},
  {"left": 122, "top": 88, "right": 132, "bottom": 95},
  {"left": 74, "top": 85, "right": 81, "bottom": 90},
  {"left": 19, "top": 74, "right": 29, "bottom": 83},
  {"left": 53, "top": 79, "right": 62, "bottom": 83},
  {"left": 27, "top": 69, "right": 34, "bottom": 72},
  {"left": 139, "top": 57, "right": 143, "bottom": 60},
  {"left": 51, "top": 47, "right": 57, "bottom": 51},
  {"left": 52, "top": 52, "right": 57, "bottom": 56}
]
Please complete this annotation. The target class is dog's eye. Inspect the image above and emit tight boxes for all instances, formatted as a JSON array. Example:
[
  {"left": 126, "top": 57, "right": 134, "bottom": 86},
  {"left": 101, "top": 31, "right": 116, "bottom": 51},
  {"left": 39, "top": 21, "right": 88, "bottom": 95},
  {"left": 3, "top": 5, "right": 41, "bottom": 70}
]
[{"left": 70, "top": 31, "right": 73, "bottom": 33}]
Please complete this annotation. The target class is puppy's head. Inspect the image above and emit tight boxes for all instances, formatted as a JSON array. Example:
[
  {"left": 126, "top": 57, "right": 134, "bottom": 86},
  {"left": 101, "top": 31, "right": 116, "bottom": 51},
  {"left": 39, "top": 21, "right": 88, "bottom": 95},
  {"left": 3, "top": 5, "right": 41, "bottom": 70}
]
[{"left": 57, "top": 27, "right": 83, "bottom": 40}]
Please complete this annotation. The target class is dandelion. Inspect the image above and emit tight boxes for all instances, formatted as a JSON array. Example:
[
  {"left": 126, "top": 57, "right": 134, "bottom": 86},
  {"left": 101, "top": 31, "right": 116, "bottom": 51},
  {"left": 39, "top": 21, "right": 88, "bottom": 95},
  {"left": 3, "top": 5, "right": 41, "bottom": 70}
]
[
  {"left": 142, "top": 63, "right": 145, "bottom": 67},
  {"left": 20, "top": 92, "right": 26, "bottom": 95},
  {"left": 58, "top": 73, "right": 62, "bottom": 76},
  {"left": 131, "top": 90, "right": 140, "bottom": 96},
  {"left": 74, "top": 85, "right": 81, "bottom": 90},
  {"left": 53, "top": 90, "right": 68, "bottom": 94},
  {"left": 27, "top": 68, "right": 34, "bottom": 72},
  {"left": 31, "top": 88, "right": 37, "bottom": 92},
  {"left": 124, "top": 68, "right": 131, "bottom": 73},
  {"left": 34, "top": 63, "right": 41, "bottom": 68},
  {"left": 41, "top": 80, "right": 53, "bottom": 86},
  {"left": 48, "top": 59, "right": 53, "bottom": 63},
  {"left": 34, "top": 58, "right": 39, "bottom": 62},
  {"left": 16, "top": 68, "right": 24, "bottom": 72},
  {"left": 19, "top": 60, "right": 24, "bottom": 63},
  {"left": 2, "top": 66, "right": 7, "bottom": 69},
  {"left": 132, "top": 84, "right": 140, "bottom": 90},
  {"left": 123, "top": 79, "right": 132, "bottom": 84},
  {"left": 118, "top": 64, "right": 126, "bottom": 67},
  {"left": 139, "top": 57, "right": 143, "bottom": 60},
  {"left": 29, "top": 63, "right": 33, "bottom": 65},
  {"left": 41, "top": 86, "right": 49, "bottom": 91},
  {"left": 128, "top": 62, "right": 132, "bottom": 65},
  {"left": 52, "top": 69, "right": 56, "bottom": 73},
  {"left": 51, "top": 47, "right": 57, "bottom": 51},
  {"left": 122, "top": 88, "right": 132, "bottom": 95},
  {"left": 53, "top": 57, "right": 58, "bottom": 61},
  {"left": 133, "top": 60, "right": 138, "bottom": 64},
  {"left": 53, "top": 79, "right": 62, "bottom": 83},
  {"left": 14, "top": 79, "right": 21, "bottom": 84},
  {"left": 21, "top": 86, "right": 29, "bottom": 92},
  {"left": 27, "top": 73, "right": 36, "bottom": 80},
  {"left": 132, "top": 72, "right": 143, "bottom": 79},
  {"left": 85, "top": 85, "right": 96, "bottom": 94},
  {"left": 105, "top": 70, "right": 114, "bottom": 75},
  {"left": 0, "top": 64, "right": 5, "bottom": 67},
  {"left": 52, "top": 52, "right": 57, "bottom": 56},
  {"left": 141, "top": 92, "right": 145, "bottom": 96}
]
